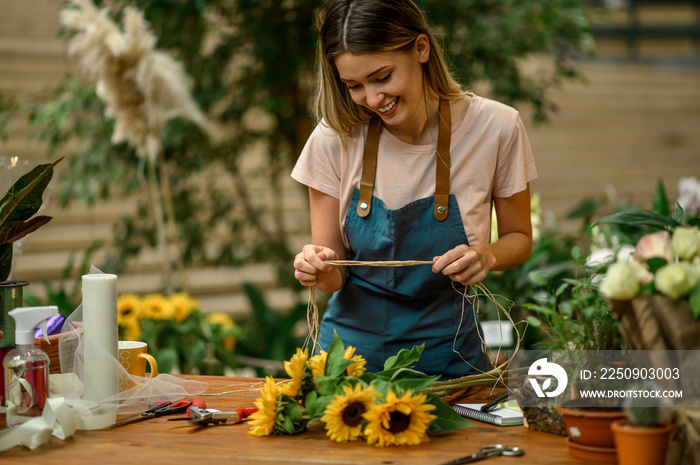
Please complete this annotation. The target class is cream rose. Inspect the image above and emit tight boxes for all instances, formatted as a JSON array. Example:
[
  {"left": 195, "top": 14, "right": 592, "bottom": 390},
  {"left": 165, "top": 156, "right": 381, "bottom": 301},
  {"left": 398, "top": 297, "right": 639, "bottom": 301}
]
[
  {"left": 600, "top": 261, "right": 641, "bottom": 300},
  {"left": 655, "top": 263, "right": 694, "bottom": 300},
  {"left": 671, "top": 226, "right": 699, "bottom": 261}
]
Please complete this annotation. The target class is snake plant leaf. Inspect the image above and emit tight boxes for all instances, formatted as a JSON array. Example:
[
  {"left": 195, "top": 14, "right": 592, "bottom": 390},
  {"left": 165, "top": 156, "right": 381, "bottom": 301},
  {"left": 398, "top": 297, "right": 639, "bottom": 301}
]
[
  {"left": 0, "top": 216, "right": 52, "bottom": 246},
  {"left": 0, "top": 157, "right": 62, "bottom": 231},
  {"left": 591, "top": 209, "right": 681, "bottom": 232}
]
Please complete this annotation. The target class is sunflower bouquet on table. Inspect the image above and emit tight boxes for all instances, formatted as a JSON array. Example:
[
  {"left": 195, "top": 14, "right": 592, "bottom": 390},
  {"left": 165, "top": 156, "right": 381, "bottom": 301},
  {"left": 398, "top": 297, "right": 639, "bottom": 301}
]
[{"left": 248, "top": 332, "right": 471, "bottom": 446}]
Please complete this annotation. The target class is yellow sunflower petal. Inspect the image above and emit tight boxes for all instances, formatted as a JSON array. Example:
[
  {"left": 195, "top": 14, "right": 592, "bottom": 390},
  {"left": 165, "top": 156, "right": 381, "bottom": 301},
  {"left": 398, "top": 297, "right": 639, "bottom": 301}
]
[
  {"left": 310, "top": 350, "right": 327, "bottom": 378},
  {"left": 321, "top": 383, "right": 380, "bottom": 443},
  {"left": 278, "top": 348, "right": 308, "bottom": 397},
  {"left": 248, "top": 376, "right": 279, "bottom": 437},
  {"left": 363, "top": 389, "right": 437, "bottom": 447},
  {"left": 343, "top": 346, "right": 367, "bottom": 378}
]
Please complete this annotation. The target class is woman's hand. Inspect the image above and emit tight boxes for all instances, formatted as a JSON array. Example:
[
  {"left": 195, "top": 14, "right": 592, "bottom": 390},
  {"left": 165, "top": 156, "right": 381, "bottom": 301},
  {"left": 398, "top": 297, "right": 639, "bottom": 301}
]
[
  {"left": 432, "top": 244, "right": 495, "bottom": 286},
  {"left": 432, "top": 187, "right": 535, "bottom": 286},
  {"left": 294, "top": 244, "right": 343, "bottom": 290}
]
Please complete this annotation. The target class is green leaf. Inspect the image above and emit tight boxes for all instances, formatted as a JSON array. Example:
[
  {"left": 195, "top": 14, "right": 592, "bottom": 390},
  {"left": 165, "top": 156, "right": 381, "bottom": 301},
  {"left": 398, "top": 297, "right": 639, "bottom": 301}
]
[
  {"left": 382, "top": 344, "right": 424, "bottom": 371},
  {"left": 424, "top": 393, "right": 473, "bottom": 433},
  {"left": 155, "top": 346, "right": 179, "bottom": 374},
  {"left": 0, "top": 243, "right": 12, "bottom": 282},
  {"left": 652, "top": 179, "right": 670, "bottom": 217},
  {"left": 183, "top": 339, "right": 207, "bottom": 369},
  {"left": 0, "top": 158, "right": 62, "bottom": 229},
  {"left": 0, "top": 216, "right": 52, "bottom": 245},
  {"left": 689, "top": 282, "right": 700, "bottom": 319},
  {"left": 592, "top": 209, "right": 680, "bottom": 232},
  {"left": 646, "top": 257, "right": 667, "bottom": 274},
  {"left": 390, "top": 372, "right": 440, "bottom": 393},
  {"left": 324, "top": 331, "right": 353, "bottom": 378},
  {"left": 526, "top": 315, "right": 542, "bottom": 327}
]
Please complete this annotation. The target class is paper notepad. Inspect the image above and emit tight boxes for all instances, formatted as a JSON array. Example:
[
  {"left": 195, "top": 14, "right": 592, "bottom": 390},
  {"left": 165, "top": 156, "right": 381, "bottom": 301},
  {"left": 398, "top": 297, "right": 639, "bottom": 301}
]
[{"left": 451, "top": 402, "right": 523, "bottom": 426}]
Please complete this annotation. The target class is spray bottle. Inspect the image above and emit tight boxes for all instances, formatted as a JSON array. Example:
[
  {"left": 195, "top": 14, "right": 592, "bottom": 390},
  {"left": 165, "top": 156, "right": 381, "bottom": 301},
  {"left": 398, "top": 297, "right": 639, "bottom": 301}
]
[{"left": 3, "top": 306, "right": 58, "bottom": 426}]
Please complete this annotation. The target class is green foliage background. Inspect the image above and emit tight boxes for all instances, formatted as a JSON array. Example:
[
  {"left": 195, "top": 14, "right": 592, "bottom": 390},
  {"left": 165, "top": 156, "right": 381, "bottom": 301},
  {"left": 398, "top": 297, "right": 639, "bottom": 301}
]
[
  {"left": 5, "top": 0, "right": 593, "bottom": 277},
  {"left": 1, "top": 0, "right": 594, "bottom": 366}
]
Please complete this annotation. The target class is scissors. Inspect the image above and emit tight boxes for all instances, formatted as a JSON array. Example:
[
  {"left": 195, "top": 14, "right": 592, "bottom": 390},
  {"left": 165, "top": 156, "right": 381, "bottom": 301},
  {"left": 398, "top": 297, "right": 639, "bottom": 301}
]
[
  {"left": 440, "top": 444, "right": 524, "bottom": 465},
  {"left": 111, "top": 400, "right": 196, "bottom": 428}
]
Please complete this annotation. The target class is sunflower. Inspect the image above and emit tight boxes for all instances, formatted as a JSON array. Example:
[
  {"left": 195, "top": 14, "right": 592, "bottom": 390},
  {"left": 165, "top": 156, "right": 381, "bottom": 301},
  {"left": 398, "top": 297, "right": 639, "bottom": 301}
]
[
  {"left": 205, "top": 312, "right": 237, "bottom": 351},
  {"left": 363, "top": 389, "right": 437, "bottom": 447},
  {"left": 343, "top": 346, "right": 367, "bottom": 378},
  {"left": 310, "top": 350, "right": 327, "bottom": 378},
  {"left": 117, "top": 294, "right": 142, "bottom": 326},
  {"left": 278, "top": 348, "right": 308, "bottom": 397},
  {"left": 140, "top": 293, "right": 174, "bottom": 320},
  {"left": 309, "top": 346, "right": 366, "bottom": 379},
  {"left": 248, "top": 376, "right": 281, "bottom": 437},
  {"left": 169, "top": 292, "right": 198, "bottom": 322},
  {"left": 321, "top": 383, "right": 380, "bottom": 443},
  {"left": 120, "top": 317, "right": 142, "bottom": 341}
]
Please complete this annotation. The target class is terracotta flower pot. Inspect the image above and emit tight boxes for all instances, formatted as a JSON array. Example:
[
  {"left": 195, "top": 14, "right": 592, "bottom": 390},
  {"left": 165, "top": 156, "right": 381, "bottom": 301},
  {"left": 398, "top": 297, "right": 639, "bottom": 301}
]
[
  {"left": 611, "top": 419, "right": 673, "bottom": 465},
  {"left": 557, "top": 405, "right": 626, "bottom": 448}
]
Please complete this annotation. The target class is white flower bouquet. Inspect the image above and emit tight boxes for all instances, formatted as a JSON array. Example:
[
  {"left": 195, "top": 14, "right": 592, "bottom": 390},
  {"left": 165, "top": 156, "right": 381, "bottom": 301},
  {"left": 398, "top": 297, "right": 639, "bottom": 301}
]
[
  {"left": 591, "top": 187, "right": 700, "bottom": 351},
  {"left": 599, "top": 226, "right": 700, "bottom": 313}
]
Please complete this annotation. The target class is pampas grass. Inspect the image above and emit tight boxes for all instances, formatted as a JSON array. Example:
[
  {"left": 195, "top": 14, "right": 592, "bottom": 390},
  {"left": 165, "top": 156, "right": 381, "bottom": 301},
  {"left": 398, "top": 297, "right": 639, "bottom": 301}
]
[
  {"left": 60, "top": 0, "right": 216, "bottom": 291},
  {"left": 60, "top": 0, "right": 214, "bottom": 160}
]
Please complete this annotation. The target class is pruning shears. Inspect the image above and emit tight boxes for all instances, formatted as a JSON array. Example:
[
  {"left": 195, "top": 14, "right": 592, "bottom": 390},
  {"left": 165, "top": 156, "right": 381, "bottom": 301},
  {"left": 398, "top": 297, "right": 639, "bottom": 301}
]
[{"left": 168, "top": 406, "right": 258, "bottom": 426}]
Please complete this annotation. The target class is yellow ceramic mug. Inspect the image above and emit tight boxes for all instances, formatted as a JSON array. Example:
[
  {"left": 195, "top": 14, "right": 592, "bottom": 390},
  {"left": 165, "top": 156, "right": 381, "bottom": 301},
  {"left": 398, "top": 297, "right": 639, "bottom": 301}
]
[{"left": 118, "top": 341, "right": 158, "bottom": 391}]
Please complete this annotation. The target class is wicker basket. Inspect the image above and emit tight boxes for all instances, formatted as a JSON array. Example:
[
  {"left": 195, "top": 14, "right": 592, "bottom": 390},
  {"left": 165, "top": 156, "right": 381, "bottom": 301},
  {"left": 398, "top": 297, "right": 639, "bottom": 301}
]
[{"left": 33, "top": 323, "right": 81, "bottom": 374}]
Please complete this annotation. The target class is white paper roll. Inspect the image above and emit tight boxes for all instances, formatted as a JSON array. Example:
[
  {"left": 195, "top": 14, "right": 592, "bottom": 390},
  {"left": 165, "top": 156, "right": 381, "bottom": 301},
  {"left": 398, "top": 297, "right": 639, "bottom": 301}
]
[{"left": 81, "top": 274, "right": 118, "bottom": 405}]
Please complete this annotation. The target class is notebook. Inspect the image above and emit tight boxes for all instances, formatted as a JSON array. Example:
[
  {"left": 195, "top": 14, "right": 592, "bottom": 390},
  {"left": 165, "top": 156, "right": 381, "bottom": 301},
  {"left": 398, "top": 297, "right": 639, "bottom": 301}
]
[{"left": 451, "top": 401, "right": 523, "bottom": 426}]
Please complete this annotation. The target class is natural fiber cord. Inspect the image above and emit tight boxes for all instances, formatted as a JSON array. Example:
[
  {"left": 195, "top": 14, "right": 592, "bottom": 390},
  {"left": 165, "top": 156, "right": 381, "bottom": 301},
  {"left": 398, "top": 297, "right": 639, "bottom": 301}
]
[{"left": 301, "top": 259, "right": 528, "bottom": 397}]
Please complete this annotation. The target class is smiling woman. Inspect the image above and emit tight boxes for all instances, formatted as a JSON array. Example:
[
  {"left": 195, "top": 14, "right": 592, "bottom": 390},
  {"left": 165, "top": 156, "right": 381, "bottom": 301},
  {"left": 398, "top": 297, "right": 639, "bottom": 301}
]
[{"left": 291, "top": 0, "right": 537, "bottom": 381}]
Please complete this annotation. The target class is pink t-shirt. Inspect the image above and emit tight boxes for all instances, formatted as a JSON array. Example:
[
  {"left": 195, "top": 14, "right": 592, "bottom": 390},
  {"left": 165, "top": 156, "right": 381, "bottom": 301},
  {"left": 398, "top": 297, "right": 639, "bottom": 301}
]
[{"left": 291, "top": 94, "right": 538, "bottom": 252}]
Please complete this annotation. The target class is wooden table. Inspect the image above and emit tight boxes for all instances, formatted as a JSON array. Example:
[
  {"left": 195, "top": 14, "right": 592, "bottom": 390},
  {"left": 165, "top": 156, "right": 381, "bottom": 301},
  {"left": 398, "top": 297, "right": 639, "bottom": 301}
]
[{"left": 1, "top": 375, "right": 597, "bottom": 464}]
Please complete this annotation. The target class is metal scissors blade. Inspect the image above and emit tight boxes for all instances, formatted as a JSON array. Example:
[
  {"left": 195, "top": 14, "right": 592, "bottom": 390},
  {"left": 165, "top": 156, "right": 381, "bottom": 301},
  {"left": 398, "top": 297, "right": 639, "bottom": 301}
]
[
  {"left": 111, "top": 400, "right": 193, "bottom": 428},
  {"left": 439, "top": 445, "right": 524, "bottom": 465}
]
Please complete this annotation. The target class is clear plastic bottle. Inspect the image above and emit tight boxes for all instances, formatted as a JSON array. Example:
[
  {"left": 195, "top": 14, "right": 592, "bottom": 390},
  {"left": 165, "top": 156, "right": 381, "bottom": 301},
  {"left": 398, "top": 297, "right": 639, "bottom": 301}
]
[{"left": 3, "top": 306, "right": 58, "bottom": 426}]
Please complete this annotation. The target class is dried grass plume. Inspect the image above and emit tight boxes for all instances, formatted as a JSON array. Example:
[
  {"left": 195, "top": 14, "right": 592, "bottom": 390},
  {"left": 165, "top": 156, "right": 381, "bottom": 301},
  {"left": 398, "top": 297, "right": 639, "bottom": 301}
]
[{"left": 60, "top": 0, "right": 217, "bottom": 160}]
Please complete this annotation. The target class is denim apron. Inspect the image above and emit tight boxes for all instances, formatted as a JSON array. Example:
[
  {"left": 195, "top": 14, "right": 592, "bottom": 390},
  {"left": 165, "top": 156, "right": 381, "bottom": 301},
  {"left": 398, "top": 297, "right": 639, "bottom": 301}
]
[{"left": 318, "top": 100, "right": 490, "bottom": 380}]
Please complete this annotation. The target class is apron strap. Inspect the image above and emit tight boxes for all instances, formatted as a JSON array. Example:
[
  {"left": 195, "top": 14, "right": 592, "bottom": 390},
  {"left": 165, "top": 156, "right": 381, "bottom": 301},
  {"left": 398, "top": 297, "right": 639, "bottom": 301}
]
[
  {"left": 357, "top": 98, "right": 451, "bottom": 221},
  {"left": 357, "top": 116, "right": 382, "bottom": 218},
  {"left": 434, "top": 98, "right": 451, "bottom": 222}
]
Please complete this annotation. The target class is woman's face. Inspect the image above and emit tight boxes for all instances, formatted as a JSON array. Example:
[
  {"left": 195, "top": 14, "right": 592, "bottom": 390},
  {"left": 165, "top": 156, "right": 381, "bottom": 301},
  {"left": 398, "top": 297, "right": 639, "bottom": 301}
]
[{"left": 334, "top": 35, "right": 432, "bottom": 136}]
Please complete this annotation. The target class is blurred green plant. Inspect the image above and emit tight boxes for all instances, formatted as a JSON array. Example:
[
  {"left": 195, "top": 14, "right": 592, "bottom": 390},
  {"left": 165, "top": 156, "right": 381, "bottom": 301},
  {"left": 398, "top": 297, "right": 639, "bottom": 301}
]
[
  {"left": 0, "top": 1, "right": 595, "bottom": 366},
  {"left": 23, "top": 246, "right": 101, "bottom": 318},
  {"left": 523, "top": 246, "right": 624, "bottom": 351},
  {"left": 117, "top": 291, "right": 243, "bottom": 375},
  {"left": 234, "top": 283, "right": 308, "bottom": 377},
  {"left": 0, "top": 0, "right": 594, "bottom": 284}
]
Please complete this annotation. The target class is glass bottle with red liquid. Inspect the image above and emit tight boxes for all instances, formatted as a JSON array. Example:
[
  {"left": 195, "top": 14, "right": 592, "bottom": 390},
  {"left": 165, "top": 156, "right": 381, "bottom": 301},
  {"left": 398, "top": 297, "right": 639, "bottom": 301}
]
[{"left": 3, "top": 306, "right": 58, "bottom": 426}]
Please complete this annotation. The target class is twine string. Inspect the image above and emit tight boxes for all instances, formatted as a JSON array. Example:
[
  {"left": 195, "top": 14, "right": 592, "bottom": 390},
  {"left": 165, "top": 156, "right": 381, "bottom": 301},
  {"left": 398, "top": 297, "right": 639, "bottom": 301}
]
[{"left": 303, "top": 259, "right": 526, "bottom": 382}]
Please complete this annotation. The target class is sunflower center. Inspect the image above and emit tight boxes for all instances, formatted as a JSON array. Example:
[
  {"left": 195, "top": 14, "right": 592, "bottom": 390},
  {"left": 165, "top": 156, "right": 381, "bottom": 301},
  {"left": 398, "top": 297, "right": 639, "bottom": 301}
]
[
  {"left": 342, "top": 402, "right": 366, "bottom": 426},
  {"left": 388, "top": 411, "right": 411, "bottom": 434}
]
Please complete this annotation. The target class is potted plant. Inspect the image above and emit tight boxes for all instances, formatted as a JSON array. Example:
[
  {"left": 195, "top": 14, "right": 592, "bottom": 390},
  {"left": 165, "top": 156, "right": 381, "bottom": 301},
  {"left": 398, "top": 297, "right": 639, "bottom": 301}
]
[
  {"left": 611, "top": 384, "right": 674, "bottom": 465},
  {"left": 0, "top": 157, "right": 63, "bottom": 319},
  {"left": 0, "top": 157, "right": 62, "bottom": 401}
]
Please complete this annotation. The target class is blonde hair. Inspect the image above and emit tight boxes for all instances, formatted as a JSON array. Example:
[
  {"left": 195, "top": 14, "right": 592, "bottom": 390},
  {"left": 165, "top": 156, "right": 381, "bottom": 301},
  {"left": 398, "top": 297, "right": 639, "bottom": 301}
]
[{"left": 314, "top": 0, "right": 463, "bottom": 135}]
